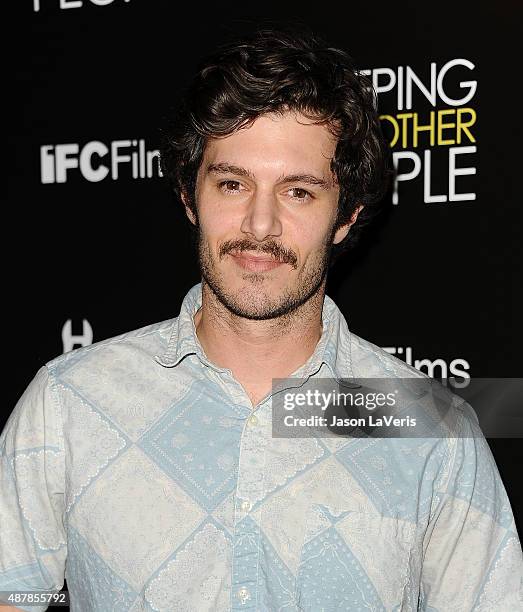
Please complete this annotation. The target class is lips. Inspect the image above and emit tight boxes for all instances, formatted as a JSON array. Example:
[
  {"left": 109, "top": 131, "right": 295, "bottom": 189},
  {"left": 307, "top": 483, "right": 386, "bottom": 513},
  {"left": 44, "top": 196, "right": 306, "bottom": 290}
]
[{"left": 229, "top": 251, "right": 285, "bottom": 272}]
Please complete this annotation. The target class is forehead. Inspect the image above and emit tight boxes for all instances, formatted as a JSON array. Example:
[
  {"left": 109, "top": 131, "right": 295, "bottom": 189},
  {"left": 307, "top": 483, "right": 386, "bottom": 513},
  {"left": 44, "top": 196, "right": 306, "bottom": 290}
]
[{"left": 201, "top": 111, "right": 338, "bottom": 175}]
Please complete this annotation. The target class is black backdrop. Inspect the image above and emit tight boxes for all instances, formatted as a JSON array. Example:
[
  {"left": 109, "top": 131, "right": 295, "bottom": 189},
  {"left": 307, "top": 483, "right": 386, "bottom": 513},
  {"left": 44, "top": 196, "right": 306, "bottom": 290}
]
[{"left": 6, "top": 0, "right": 522, "bottom": 553}]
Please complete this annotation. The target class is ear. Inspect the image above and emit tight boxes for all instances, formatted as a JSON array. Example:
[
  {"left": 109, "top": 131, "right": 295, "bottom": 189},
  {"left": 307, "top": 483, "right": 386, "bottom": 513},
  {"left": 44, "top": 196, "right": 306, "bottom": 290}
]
[
  {"left": 181, "top": 190, "right": 197, "bottom": 226},
  {"left": 333, "top": 204, "right": 364, "bottom": 244}
]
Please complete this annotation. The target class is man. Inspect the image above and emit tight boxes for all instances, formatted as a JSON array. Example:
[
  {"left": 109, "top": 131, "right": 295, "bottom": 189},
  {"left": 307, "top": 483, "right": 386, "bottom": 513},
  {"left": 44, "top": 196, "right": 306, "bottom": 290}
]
[{"left": 1, "top": 27, "right": 522, "bottom": 612}]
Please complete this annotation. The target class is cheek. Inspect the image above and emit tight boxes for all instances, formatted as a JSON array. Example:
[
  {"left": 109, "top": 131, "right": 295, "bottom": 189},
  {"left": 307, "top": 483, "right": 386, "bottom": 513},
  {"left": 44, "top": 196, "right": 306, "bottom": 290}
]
[
  {"left": 198, "top": 203, "right": 238, "bottom": 240},
  {"left": 293, "top": 217, "right": 335, "bottom": 253},
  {"left": 198, "top": 218, "right": 243, "bottom": 262},
  {"left": 197, "top": 185, "right": 246, "bottom": 229}
]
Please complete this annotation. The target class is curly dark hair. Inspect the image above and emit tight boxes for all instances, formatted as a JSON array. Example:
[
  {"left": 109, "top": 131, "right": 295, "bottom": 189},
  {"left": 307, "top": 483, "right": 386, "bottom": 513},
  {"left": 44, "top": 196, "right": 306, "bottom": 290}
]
[{"left": 160, "top": 26, "right": 392, "bottom": 264}]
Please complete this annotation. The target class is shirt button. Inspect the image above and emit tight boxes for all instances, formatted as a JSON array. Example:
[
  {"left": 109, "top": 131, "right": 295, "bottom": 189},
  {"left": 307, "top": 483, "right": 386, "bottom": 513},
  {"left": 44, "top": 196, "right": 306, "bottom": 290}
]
[
  {"left": 237, "top": 586, "right": 250, "bottom": 604},
  {"left": 240, "top": 500, "right": 252, "bottom": 512},
  {"left": 247, "top": 414, "right": 258, "bottom": 426}
]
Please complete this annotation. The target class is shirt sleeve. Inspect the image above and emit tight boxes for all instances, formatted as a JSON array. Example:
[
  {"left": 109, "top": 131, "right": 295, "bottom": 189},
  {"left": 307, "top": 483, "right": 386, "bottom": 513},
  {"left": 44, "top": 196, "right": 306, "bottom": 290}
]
[
  {"left": 0, "top": 366, "right": 67, "bottom": 612},
  {"left": 419, "top": 400, "right": 523, "bottom": 611}
]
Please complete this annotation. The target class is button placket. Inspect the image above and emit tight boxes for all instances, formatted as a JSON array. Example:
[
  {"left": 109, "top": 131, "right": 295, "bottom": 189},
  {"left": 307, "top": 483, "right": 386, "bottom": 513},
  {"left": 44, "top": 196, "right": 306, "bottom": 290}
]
[{"left": 231, "top": 406, "right": 269, "bottom": 609}]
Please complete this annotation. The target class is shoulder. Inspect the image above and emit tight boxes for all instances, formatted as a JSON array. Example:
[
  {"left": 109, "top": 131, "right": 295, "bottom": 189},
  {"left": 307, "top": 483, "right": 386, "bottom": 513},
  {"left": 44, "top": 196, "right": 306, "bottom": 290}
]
[
  {"left": 348, "top": 330, "right": 429, "bottom": 380},
  {"left": 347, "top": 330, "right": 482, "bottom": 434},
  {"left": 44, "top": 317, "right": 176, "bottom": 377}
]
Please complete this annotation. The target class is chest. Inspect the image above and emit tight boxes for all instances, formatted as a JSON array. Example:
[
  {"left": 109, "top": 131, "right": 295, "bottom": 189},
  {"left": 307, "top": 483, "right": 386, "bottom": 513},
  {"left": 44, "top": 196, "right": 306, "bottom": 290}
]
[
  {"left": 57, "top": 366, "right": 437, "bottom": 610},
  {"left": 62, "top": 407, "right": 428, "bottom": 610}
]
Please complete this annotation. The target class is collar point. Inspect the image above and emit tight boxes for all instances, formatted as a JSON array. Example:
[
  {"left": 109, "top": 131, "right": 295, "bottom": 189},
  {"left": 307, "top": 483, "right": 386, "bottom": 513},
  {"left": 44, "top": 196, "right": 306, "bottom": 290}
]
[{"left": 154, "top": 353, "right": 176, "bottom": 368}]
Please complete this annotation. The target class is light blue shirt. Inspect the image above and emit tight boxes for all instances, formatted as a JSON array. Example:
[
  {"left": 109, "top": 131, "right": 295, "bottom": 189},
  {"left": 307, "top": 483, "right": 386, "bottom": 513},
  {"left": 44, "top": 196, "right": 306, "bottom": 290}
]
[{"left": 1, "top": 282, "right": 522, "bottom": 611}]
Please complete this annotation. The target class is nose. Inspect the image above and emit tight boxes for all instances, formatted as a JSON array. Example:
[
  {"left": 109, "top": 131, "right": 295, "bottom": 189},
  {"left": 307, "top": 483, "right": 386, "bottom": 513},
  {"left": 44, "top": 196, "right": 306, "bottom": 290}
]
[{"left": 239, "top": 190, "right": 283, "bottom": 242}]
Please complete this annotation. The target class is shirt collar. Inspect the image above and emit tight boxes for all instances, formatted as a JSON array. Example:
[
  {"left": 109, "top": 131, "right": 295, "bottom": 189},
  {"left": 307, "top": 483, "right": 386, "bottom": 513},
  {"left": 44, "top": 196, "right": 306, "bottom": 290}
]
[{"left": 154, "top": 282, "right": 352, "bottom": 379}]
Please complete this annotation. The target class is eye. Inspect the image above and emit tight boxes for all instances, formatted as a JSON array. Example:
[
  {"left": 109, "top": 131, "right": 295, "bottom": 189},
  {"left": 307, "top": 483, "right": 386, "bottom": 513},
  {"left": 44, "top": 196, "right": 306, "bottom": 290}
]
[
  {"left": 219, "top": 180, "right": 243, "bottom": 193},
  {"left": 288, "top": 187, "right": 313, "bottom": 201}
]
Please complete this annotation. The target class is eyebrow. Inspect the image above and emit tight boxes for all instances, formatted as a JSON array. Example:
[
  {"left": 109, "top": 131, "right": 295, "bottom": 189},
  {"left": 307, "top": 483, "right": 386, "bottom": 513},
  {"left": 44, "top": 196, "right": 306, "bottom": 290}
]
[{"left": 206, "top": 162, "right": 333, "bottom": 190}]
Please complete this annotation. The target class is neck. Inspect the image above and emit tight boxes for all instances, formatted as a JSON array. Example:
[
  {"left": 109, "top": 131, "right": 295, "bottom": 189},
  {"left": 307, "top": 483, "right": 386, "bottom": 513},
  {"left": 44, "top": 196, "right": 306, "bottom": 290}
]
[{"left": 194, "top": 280, "right": 326, "bottom": 380}]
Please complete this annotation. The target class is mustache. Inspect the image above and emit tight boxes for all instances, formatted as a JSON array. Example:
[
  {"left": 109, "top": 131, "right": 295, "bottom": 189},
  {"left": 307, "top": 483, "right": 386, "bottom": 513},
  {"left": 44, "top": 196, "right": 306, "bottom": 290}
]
[{"left": 219, "top": 238, "right": 298, "bottom": 269}]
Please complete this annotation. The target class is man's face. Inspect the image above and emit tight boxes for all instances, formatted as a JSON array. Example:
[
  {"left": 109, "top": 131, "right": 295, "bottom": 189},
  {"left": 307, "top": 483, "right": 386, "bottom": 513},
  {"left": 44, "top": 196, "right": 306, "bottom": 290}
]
[{"left": 186, "top": 111, "right": 355, "bottom": 320}]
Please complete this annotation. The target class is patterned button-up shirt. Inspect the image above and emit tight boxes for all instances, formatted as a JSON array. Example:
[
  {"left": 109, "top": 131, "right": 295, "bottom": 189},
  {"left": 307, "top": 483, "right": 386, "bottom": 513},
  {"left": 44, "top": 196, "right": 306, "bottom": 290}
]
[{"left": 1, "top": 282, "right": 522, "bottom": 611}]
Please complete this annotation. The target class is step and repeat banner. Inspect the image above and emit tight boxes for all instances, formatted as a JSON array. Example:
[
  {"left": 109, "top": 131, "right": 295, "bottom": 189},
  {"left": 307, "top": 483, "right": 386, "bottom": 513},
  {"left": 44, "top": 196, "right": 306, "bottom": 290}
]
[{"left": 6, "top": 1, "right": 521, "bottom": 535}]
